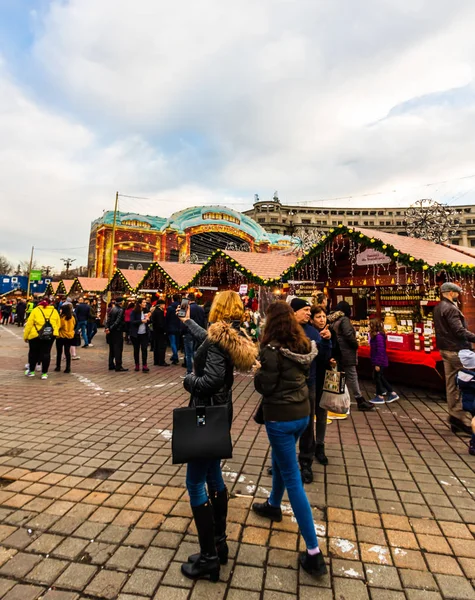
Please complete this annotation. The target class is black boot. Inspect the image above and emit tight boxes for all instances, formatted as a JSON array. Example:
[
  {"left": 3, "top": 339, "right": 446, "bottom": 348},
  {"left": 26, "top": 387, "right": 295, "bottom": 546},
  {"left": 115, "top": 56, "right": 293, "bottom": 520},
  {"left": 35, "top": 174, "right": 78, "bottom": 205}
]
[
  {"left": 449, "top": 416, "right": 472, "bottom": 436},
  {"left": 356, "top": 396, "right": 375, "bottom": 411},
  {"left": 315, "top": 444, "right": 328, "bottom": 466},
  {"left": 299, "top": 550, "right": 328, "bottom": 577},
  {"left": 188, "top": 488, "right": 229, "bottom": 565},
  {"left": 252, "top": 499, "right": 283, "bottom": 522},
  {"left": 181, "top": 502, "right": 220, "bottom": 582},
  {"left": 301, "top": 463, "right": 314, "bottom": 484}
]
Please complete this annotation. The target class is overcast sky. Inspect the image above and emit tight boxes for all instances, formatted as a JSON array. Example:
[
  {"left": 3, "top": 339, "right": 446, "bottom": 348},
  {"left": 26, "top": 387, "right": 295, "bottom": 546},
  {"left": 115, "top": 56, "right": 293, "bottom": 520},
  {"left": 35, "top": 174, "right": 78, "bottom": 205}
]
[{"left": 1, "top": 0, "right": 475, "bottom": 269}]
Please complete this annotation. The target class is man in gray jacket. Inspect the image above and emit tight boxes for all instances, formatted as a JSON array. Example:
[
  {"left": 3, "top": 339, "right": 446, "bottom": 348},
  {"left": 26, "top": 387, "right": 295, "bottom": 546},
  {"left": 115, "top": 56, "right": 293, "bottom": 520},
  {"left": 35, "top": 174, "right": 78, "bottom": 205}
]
[{"left": 434, "top": 282, "right": 475, "bottom": 434}]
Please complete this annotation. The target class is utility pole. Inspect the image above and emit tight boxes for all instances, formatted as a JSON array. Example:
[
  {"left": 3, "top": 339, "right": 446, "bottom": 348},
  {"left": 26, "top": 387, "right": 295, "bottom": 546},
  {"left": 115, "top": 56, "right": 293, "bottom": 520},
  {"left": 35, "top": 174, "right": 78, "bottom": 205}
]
[
  {"left": 61, "top": 258, "right": 76, "bottom": 276},
  {"left": 26, "top": 246, "right": 34, "bottom": 298},
  {"left": 107, "top": 191, "right": 119, "bottom": 303}
]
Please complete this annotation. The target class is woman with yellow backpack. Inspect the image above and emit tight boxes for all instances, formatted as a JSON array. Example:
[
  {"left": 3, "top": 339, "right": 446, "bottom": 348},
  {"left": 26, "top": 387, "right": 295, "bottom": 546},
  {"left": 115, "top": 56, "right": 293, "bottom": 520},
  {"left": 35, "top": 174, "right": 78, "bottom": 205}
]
[{"left": 24, "top": 298, "right": 60, "bottom": 380}]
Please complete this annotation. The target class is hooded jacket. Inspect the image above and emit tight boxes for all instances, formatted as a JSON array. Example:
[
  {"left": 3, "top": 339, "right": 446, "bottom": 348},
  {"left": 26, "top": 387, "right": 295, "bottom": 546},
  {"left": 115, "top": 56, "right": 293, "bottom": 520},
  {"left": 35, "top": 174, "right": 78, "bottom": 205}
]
[
  {"left": 434, "top": 297, "right": 475, "bottom": 352},
  {"left": 327, "top": 310, "right": 358, "bottom": 367},
  {"left": 370, "top": 332, "right": 389, "bottom": 367},
  {"left": 24, "top": 305, "right": 60, "bottom": 341},
  {"left": 183, "top": 319, "right": 258, "bottom": 411},
  {"left": 254, "top": 341, "right": 318, "bottom": 422}
]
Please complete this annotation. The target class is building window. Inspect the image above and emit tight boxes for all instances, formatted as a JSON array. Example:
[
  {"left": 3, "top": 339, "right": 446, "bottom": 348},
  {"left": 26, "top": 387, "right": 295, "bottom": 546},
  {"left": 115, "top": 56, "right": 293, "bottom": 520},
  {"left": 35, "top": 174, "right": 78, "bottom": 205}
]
[
  {"left": 363, "top": 221, "right": 368, "bottom": 226},
  {"left": 396, "top": 221, "right": 402, "bottom": 226},
  {"left": 362, "top": 211, "right": 368, "bottom": 215},
  {"left": 202, "top": 211, "right": 240, "bottom": 225},
  {"left": 386, "top": 221, "right": 391, "bottom": 226},
  {"left": 468, "top": 230, "right": 475, "bottom": 236},
  {"left": 332, "top": 220, "right": 338, "bottom": 225},
  {"left": 331, "top": 211, "right": 337, "bottom": 215},
  {"left": 369, "top": 221, "right": 374, "bottom": 226},
  {"left": 452, "top": 239, "right": 460, "bottom": 245},
  {"left": 378, "top": 211, "right": 384, "bottom": 216},
  {"left": 302, "top": 219, "right": 311, "bottom": 224},
  {"left": 380, "top": 221, "right": 385, "bottom": 226},
  {"left": 270, "top": 218, "right": 278, "bottom": 223},
  {"left": 271, "top": 229, "right": 279, "bottom": 234},
  {"left": 467, "top": 219, "right": 472, "bottom": 224},
  {"left": 353, "top": 221, "right": 359, "bottom": 225},
  {"left": 471, "top": 240, "right": 475, "bottom": 247},
  {"left": 258, "top": 218, "right": 266, "bottom": 223}
]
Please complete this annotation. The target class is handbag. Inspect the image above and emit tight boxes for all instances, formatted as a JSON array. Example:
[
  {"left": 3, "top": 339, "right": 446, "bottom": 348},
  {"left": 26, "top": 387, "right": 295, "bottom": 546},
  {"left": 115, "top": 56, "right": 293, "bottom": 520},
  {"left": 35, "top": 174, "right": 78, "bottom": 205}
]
[
  {"left": 172, "top": 400, "right": 233, "bottom": 465},
  {"left": 320, "top": 385, "right": 351, "bottom": 414},
  {"left": 72, "top": 332, "right": 81, "bottom": 347},
  {"left": 322, "top": 367, "right": 346, "bottom": 395}
]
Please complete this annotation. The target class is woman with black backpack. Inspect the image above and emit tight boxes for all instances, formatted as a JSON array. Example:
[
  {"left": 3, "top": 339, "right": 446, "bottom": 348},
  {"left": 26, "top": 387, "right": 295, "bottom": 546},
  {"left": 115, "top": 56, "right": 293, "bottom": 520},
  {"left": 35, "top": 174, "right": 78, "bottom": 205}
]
[{"left": 23, "top": 298, "right": 60, "bottom": 380}]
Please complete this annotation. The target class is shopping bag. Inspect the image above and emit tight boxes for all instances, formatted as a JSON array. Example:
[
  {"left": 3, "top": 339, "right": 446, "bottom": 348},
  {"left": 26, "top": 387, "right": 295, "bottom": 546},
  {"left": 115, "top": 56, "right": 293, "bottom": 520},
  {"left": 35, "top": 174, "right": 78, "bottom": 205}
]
[
  {"left": 253, "top": 399, "right": 265, "bottom": 425},
  {"left": 322, "top": 368, "right": 346, "bottom": 395},
  {"left": 319, "top": 385, "right": 351, "bottom": 414},
  {"left": 172, "top": 402, "right": 233, "bottom": 464}
]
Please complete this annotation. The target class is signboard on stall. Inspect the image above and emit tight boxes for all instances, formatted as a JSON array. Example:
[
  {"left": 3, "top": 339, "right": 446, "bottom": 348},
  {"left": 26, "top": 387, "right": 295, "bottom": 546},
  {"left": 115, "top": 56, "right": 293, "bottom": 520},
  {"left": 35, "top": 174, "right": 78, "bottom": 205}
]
[
  {"left": 30, "top": 270, "right": 42, "bottom": 281},
  {"left": 287, "top": 280, "right": 321, "bottom": 298},
  {"left": 356, "top": 248, "right": 391, "bottom": 266},
  {"left": 239, "top": 284, "right": 248, "bottom": 295}
]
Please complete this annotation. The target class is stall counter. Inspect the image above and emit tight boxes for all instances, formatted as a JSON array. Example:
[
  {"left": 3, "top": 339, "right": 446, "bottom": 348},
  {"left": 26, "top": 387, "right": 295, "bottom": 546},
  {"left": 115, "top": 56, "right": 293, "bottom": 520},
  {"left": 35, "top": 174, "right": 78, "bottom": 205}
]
[{"left": 357, "top": 346, "right": 445, "bottom": 391}]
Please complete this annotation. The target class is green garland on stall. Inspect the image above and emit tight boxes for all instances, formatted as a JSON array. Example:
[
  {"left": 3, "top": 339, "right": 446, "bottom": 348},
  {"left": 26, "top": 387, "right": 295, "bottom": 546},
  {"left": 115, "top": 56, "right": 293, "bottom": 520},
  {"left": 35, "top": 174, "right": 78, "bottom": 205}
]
[
  {"left": 279, "top": 224, "right": 474, "bottom": 280},
  {"left": 180, "top": 249, "right": 271, "bottom": 290}
]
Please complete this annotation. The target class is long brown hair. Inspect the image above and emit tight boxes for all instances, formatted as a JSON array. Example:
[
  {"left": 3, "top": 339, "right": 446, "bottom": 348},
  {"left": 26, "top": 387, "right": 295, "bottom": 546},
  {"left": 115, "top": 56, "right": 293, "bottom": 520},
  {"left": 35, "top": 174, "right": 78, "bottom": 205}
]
[
  {"left": 261, "top": 301, "right": 311, "bottom": 353},
  {"left": 369, "top": 318, "right": 385, "bottom": 338}
]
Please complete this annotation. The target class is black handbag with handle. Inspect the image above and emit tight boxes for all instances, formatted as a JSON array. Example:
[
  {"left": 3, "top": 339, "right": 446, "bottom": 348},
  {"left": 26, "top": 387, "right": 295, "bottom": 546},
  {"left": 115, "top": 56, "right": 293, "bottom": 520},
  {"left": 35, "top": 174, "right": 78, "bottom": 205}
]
[{"left": 172, "top": 400, "right": 233, "bottom": 465}]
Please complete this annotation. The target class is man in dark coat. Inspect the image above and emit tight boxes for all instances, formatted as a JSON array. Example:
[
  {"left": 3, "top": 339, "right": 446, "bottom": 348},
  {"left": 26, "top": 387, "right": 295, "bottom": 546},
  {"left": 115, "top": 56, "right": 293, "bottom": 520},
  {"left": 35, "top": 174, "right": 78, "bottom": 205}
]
[
  {"left": 327, "top": 301, "right": 374, "bottom": 412},
  {"left": 16, "top": 299, "right": 26, "bottom": 327},
  {"left": 183, "top": 293, "right": 206, "bottom": 374},
  {"left": 151, "top": 300, "right": 169, "bottom": 366},
  {"left": 105, "top": 297, "right": 127, "bottom": 372},
  {"left": 166, "top": 294, "right": 182, "bottom": 365},
  {"left": 434, "top": 282, "right": 475, "bottom": 434}
]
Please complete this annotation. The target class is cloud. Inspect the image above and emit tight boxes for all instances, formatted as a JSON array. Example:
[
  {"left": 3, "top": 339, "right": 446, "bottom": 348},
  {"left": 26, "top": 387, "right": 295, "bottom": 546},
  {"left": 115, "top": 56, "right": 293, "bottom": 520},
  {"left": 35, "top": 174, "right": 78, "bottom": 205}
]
[{"left": 1, "top": 0, "right": 475, "bottom": 266}]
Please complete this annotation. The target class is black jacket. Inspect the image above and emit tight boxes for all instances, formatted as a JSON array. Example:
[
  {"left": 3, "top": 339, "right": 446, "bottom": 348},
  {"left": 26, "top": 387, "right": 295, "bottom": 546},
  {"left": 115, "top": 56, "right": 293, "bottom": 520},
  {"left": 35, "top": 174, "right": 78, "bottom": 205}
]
[
  {"left": 327, "top": 311, "right": 358, "bottom": 367},
  {"left": 186, "top": 302, "right": 206, "bottom": 330},
  {"left": 183, "top": 319, "right": 257, "bottom": 410},
  {"left": 129, "top": 309, "right": 149, "bottom": 338},
  {"left": 166, "top": 301, "right": 183, "bottom": 334},
  {"left": 254, "top": 341, "right": 318, "bottom": 422},
  {"left": 106, "top": 305, "right": 125, "bottom": 333},
  {"left": 75, "top": 302, "right": 90, "bottom": 322},
  {"left": 151, "top": 306, "right": 167, "bottom": 337},
  {"left": 434, "top": 297, "right": 475, "bottom": 352}
]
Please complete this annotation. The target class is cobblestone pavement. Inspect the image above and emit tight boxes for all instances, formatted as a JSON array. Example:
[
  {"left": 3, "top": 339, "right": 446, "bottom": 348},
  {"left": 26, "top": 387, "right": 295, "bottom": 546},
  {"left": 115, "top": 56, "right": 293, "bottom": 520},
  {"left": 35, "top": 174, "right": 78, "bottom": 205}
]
[{"left": 1, "top": 324, "right": 475, "bottom": 599}]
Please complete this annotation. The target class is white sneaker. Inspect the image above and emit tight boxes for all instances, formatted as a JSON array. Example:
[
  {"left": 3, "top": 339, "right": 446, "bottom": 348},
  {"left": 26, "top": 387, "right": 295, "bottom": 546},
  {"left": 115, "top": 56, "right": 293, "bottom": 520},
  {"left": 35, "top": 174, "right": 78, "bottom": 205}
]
[
  {"left": 72, "top": 356, "right": 80, "bottom": 360},
  {"left": 88, "top": 343, "right": 94, "bottom": 347},
  {"left": 25, "top": 370, "right": 34, "bottom": 377},
  {"left": 41, "top": 374, "right": 48, "bottom": 380},
  {"left": 35, "top": 364, "right": 41, "bottom": 372},
  {"left": 25, "top": 363, "right": 29, "bottom": 370}
]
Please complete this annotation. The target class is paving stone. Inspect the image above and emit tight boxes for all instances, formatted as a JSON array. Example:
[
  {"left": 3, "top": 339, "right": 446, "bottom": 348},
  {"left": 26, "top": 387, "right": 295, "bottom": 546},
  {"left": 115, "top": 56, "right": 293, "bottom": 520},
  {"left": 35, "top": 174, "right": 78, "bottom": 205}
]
[
  {"left": 27, "top": 533, "right": 64, "bottom": 554},
  {"left": 190, "top": 580, "right": 227, "bottom": 599},
  {"left": 41, "top": 591, "right": 80, "bottom": 599},
  {"left": 370, "top": 591, "right": 405, "bottom": 600},
  {"left": 237, "top": 544, "right": 268, "bottom": 566},
  {"left": 85, "top": 569, "right": 128, "bottom": 599},
  {"left": 0, "top": 578, "right": 15, "bottom": 597},
  {"left": 406, "top": 592, "right": 442, "bottom": 600},
  {"left": 299, "top": 587, "right": 334, "bottom": 600},
  {"left": 364, "top": 564, "right": 401, "bottom": 590},
  {"left": 51, "top": 536, "right": 89, "bottom": 560},
  {"left": 265, "top": 566, "right": 297, "bottom": 593},
  {"left": 122, "top": 567, "right": 161, "bottom": 596},
  {"left": 334, "top": 577, "right": 370, "bottom": 600},
  {"left": 0, "top": 551, "right": 42, "bottom": 578},
  {"left": 425, "top": 553, "right": 463, "bottom": 575},
  {"left": 435, "top": 574, "right": 475, "bottom": 599},
  {"left": 106, "top": 545, "right": 144, "bottom": 572},
  {"left": 153, "top": 586, "right": 193, "bottom": 600},
  {"left": 26, "top": 557, "right": 68, "bottom": 585},
  {"left": 332, "top": 558, "right": 364, "bottom": 579},
  {"left": 231, "top": 564, "right": 264, "bottom": 591},
  {"left": 140, "top": 546, "right": 175, "bottom": 570},
  {"left": 161, "top": 561, "right": 194, "bottom": 588},
  {"left": 55, "top": 562, "right": 98, "bottom": 591},
  {"left": 2, "top": 584, "right": 45, "bottom": 600}
]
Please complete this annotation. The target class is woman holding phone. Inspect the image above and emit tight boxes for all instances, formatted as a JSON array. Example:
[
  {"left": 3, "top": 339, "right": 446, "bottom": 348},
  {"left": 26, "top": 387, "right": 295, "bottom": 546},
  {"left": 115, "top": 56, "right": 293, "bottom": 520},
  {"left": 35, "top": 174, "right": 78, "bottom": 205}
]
[{"left": 176, "top": 291, "right": 257, "bottom": 582}]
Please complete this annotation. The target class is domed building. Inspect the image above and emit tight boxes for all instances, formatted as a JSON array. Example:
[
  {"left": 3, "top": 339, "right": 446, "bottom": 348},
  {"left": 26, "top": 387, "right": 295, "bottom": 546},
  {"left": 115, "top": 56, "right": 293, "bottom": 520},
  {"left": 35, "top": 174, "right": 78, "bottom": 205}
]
[{"left": 88, "top": 205, "right": 292, "bottom": 277}]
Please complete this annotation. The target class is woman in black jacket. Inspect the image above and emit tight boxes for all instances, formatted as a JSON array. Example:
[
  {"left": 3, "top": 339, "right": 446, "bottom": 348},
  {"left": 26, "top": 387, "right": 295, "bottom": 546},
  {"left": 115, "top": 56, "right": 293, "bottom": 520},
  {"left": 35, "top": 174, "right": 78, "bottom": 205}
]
[
  {"left": 177, "top": 291, "right": 257, "bottom": 582},
  {"left": 129, "top": 299, "right": 150, "bottom": 372},
  {"left": 253, "top": 301, "right": 327, "bottom": 579},
  {"left": 327, "top": 301, "right": 374, "bottom": 411}
]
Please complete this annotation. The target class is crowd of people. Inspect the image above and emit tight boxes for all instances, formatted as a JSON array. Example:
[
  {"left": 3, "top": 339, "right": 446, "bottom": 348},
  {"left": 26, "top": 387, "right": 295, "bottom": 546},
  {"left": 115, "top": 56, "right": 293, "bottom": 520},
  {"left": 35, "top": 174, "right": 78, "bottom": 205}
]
[{"left": 9, "top": 280, "right": 475, "bottom": 584}]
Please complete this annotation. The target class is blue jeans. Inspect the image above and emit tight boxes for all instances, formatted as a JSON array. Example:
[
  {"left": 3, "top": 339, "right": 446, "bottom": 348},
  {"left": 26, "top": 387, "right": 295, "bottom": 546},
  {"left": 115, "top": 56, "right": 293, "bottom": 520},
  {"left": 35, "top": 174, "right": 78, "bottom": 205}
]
[
  {"left": 184, "top": 333, "right": 195, "bottom": 374},
  {"left": 186, "top": 459, "right": 225, "bottom": 507},
  {"left": 87, "top": 321, "right": 97, "bottom": 344},
  {"left": 169, "top": 333, "right": 179, "bottom": 362},
  {"left": 266, "top": 417, "right": 319, "bottom": 550},
  {"left": 76, "top": 321, "right": 89, "bottom": 346}
]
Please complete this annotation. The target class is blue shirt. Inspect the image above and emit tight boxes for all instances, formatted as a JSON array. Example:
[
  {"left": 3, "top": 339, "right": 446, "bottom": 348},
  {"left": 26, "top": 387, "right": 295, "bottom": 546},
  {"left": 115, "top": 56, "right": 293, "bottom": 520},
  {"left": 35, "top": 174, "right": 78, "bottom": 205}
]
[{"left": 301, "top": 323, "right": 332, "bottom": 383}]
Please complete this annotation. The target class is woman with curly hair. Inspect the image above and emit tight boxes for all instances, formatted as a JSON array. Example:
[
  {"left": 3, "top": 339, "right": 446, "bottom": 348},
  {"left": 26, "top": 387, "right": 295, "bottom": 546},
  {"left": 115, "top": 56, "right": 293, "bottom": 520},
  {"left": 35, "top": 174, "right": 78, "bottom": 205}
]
[
  {"left": 253, "top": 300, "right": 327, "bottom": 578},
  {"left": 177, "top": 290, "right": 258, "bottom": 582}
]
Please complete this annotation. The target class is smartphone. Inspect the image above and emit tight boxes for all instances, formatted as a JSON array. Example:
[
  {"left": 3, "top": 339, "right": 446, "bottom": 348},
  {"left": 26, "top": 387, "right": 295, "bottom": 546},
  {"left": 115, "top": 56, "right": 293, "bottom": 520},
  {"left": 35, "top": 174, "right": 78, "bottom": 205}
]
[{"left": 178, "top": 298, "right": 190, "bottom": 318}]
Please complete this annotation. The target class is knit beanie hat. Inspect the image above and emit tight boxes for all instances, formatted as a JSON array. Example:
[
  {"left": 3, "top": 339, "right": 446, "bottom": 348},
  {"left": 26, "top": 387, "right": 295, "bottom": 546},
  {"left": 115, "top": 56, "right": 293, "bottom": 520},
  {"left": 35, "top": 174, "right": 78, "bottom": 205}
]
[{"left": 290, "top": 298, "right": 311, "bottom": 312}]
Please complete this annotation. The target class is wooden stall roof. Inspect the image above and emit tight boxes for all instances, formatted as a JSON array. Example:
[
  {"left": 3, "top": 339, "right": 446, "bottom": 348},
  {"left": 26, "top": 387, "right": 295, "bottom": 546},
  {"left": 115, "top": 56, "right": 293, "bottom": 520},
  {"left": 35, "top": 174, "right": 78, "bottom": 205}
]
[
  {"left": 75, "top": 277, "right": 109, "bottom": 293},
  {"left": 59, "top": 279, "right": 75, "bottom": 294},
  {"left": 154, "top": 262, "right": 201, "bottom": 288},
  {"left": 225, "top": 251, "right": 297, "bottom": 280},
  {"left": 443, "top": 243, "right": 475, "bottom": 260},
  {"left": 356, "top": 228, "right": 475, "bottom": 267},
  {"left": 105, "top": 269, "right": 148, "bottom": 293}
]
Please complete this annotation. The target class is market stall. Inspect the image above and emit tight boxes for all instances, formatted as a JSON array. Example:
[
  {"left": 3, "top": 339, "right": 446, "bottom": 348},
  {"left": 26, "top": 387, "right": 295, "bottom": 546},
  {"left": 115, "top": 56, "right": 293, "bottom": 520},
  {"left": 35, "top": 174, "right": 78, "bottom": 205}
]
[
  {"left": 286, "top": 225, "right": 475, "bottom": 390},
  {"left": 104, "top": 269, "right": 147, "bottom": 297},
  {"left": 136, "top": 262, "right": 200, "bottom": 297},
  {"left": 57, "top": 279, "right": 75, "bottom": 296},
  {"left": 44, "top": 281, "right": 60, "bottom": 296}
]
